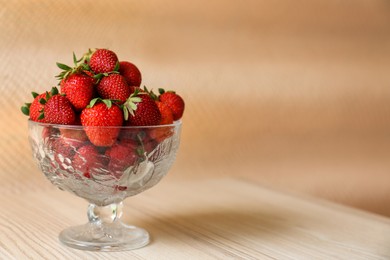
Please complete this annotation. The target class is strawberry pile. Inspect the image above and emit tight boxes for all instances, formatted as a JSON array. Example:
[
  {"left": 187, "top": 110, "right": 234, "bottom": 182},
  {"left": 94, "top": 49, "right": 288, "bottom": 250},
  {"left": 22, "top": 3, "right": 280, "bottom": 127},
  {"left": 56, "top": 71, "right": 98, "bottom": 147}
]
[{"left": 22, "top": 48, "right": 185, "bottom": 149}]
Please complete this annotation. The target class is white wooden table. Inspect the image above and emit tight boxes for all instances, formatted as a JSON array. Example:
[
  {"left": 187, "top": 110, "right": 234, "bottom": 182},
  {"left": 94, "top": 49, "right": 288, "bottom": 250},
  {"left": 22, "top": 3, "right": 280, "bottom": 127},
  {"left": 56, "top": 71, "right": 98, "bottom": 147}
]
[{"left": 1, "top": 175, "right": 389, "bottom": 259}]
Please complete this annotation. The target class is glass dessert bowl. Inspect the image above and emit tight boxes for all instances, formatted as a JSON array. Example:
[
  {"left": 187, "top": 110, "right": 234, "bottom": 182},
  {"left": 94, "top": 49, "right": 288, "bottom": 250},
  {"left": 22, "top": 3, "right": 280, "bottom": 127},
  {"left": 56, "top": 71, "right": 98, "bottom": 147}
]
[{"left": 28, "top": 120, "right": 182, "bottom": 251}]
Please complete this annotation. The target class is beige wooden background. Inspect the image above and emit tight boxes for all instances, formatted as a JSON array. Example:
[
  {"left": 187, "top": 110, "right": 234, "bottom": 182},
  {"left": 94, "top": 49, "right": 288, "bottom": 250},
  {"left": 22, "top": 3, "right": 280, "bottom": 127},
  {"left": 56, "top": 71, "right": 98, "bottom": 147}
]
[{"left": 1, "top": 0, "right": 390, "bottom": 216}]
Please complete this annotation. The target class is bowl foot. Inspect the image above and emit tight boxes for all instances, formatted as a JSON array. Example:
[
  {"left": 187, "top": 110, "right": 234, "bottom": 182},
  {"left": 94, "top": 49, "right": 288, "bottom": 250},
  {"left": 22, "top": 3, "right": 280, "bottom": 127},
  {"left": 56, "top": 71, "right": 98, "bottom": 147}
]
[{"left": 59, "top": 221, "right": 149, "bottom": 251}]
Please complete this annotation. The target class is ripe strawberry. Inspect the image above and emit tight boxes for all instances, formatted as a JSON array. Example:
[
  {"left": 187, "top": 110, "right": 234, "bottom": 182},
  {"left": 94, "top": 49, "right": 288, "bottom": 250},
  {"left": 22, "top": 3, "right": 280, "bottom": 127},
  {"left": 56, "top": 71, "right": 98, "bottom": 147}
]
[
  {"left": 73, "top": 144, "right": 101, "bottom": 179},
  {"left": 105, "top": 140, "right": 139, "bottom": 177},
  {"left": 156, "top": 101, "right": 173, "bottom": 125},
  {"left": 89, "top": 49, "right": 119, "bottom": 74},
  {"left": 43, "top": 94, "right": 76, "bottom": 125},
  {"left": 52, "top": 136, "right": 84, "bottom": 158},
  {"left": 142, "top": 134, "right": 158, "bottom": 154},
  {"left": 21, "top": 87, "right": 61, "bottom": 122},
  {"left": 60, "top": 73, "right": 95, "bottom": 111},
  {"left": 123, "top": 91, "right": 161, "bottom": 126},
  {"left": 159, "top": 89, "right": 185, "bottom": 121},
  {"left": 119, "top": 61, "right": 142, "bottom": 87},
  {"left": 96, "top": 74, "right": 133, "bottom": 104},
  {"left": 80, "top": 99, "right": 124, "bottom": 147},
  {"left": 148, "top": 101, "right": 174, "bottom": 143},
  {"left": 21, "top": 92, "right": 46, "bottom": 122},
  {"left": 48, "top": 135, "right": 84, "bottom": 170}
]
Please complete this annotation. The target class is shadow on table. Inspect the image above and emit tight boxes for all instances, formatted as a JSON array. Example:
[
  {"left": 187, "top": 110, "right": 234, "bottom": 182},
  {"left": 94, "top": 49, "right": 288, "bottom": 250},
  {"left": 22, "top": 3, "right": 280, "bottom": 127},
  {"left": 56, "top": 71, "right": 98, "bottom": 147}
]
[
  {"left": 123, "top": 206, "right": 390, "bottom": 258},
  {"left": 126, "top": 207, "right": 299, "bottom": 245}
]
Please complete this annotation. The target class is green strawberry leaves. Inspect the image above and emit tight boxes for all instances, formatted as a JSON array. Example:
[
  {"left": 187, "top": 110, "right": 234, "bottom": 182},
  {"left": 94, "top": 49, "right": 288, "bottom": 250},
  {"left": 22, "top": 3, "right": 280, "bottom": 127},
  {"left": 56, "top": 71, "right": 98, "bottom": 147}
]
[
  {"left": 56, "top": 62, "right": 72, "bottom": 71},
  {"left": 88, "top": 98, "right": 113, "bottom": 109},
  {"left": 158, "top": 88, "right": 176, "bottom": 95},
  {"left": 92, "top": 62, "right": 120, "bottom": 82},
  {"left": 31, "top": 92, "right": 39, "bottom": 99},
  {"left": 122, "top": 89, "right": 142, "bottom": 120},
  {"left": 21, "top": 103, "right": 30, "bottom": 116},
  {"left": 143, "top": 86, "right": 159, "bottom": 101},
  {"left": 56, "top": 52, "right": 90, "bottom": 81}
]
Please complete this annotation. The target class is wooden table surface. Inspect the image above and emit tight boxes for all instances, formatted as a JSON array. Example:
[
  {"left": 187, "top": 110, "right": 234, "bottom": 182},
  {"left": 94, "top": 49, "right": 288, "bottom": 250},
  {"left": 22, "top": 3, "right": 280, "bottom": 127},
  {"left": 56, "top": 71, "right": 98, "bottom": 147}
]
[{"left": 1, "top": 175, "right": 389, "bottom": 259}]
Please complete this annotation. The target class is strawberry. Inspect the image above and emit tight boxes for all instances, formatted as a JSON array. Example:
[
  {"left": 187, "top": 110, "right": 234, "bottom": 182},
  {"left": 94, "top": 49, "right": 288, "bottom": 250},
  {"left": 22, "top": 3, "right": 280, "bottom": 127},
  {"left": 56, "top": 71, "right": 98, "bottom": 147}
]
[
  {"left": 59, "top": 116, "right": 89, "bottom": 141},
  {"left": 21, "top": 92, "right": 46, "bottom": 122},
  {"left": 52, "top": 136, "right": 84, "bottom": 159},
  {"left": 156, "top": 101, "right": 173, "bottom": 125},
  {"left": 123, "top": 90, "right": 161, "bottom": 126},
  {"left": 43, "top": 93, "right": 76, "bottom": 125},
  {"left": 60, "top": 73, "right": 95, "bottom": 111},
  {"left": 159, "top": 88, "right": 185, "bottom": 121},
  {"left": 47, "top": 135, "right": 84, "bottom": 170},
  {"left": 96, "top": 74, "right": 133, "bottom": 104},
  {"left": 56, "top": 52, "right": 92, "bottom": 81},
  {"left": 142, "top": 134, "right": 158, "bottom": 154},
  {"left": 148, "top": 101, "right": 174, "bottom": 143},
  {"left": 73, "top": 144, "right": 101, "bottom": 178},
  {"left": 21, "top": 87, "right": 61, "bottom": 122},
  {"left": 105, "top": 140, "right": 139, "bottom": 177},
  {"left": 89, "top": 49, "right": 119, "bottom": 74},
  {"left": 80, "top": 99, "right": 124, "bottom": 147},
  {"left": 119, "top": 61, "right": 142, "bottom": 87}
]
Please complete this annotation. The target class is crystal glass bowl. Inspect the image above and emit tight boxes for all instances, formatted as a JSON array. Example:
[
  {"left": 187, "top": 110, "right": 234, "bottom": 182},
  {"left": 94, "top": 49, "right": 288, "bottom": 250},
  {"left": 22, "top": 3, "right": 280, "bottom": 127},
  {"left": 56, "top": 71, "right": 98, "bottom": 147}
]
[{"left": 28, "top": 120, "right": 181, "bottom": 251}]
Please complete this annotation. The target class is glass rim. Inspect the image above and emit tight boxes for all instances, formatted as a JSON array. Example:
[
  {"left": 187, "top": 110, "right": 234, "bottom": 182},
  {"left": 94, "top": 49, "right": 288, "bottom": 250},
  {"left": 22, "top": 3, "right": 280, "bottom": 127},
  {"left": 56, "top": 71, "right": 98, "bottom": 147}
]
[{"left": 28, "top": 119, "right": 182, "bottom": 129}]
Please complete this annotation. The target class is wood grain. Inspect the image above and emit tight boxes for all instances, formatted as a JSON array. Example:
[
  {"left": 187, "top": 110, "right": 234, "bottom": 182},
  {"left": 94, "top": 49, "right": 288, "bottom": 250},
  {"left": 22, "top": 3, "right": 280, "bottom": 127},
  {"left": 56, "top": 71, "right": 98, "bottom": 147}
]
[{"left": 0, "top": 177, "right": 389, "bottom": 259}]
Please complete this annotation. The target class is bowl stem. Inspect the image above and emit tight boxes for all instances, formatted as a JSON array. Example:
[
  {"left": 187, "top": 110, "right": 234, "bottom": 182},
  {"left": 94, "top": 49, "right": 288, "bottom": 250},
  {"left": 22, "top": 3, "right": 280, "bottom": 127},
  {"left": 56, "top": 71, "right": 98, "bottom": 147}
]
[{"left": 59, "top": 202, "right": 149, "bottom": 251}]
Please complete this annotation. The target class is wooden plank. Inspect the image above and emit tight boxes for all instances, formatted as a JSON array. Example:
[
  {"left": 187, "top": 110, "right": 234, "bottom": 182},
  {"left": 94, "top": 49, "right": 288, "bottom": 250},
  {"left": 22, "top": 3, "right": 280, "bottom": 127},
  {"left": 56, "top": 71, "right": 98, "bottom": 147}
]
[{"left": 0, "top": 177, "right": 389, "bottom": 259}]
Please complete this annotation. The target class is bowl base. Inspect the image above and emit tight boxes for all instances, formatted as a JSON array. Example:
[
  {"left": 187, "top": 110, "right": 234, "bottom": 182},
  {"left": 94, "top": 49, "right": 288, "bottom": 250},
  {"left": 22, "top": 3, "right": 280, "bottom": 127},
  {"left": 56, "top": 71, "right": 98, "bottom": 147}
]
[{"left": 59, "top": 221, "right": 149, "bottom": 251}]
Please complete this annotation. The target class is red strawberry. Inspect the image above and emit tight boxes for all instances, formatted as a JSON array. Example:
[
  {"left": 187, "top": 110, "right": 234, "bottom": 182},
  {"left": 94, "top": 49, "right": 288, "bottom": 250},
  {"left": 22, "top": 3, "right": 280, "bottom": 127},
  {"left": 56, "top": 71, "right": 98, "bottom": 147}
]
[
  {"left": 53, "top": 136, "right": 84, "bottom": 158},
  {"left": 105, "top": 140, "right": 139, "bottom": 177},
  {"left": 119, "top": 61, "right": 142, "bottom": 87},
  {"left": 59, "top": 116, "right": 89, "bottom": 141},
  {"left": 123, "top": 91, "right": 161, "bottom": 126},
  {"left": 142, "top": 135, "right": 158, "bottom": 154},
  {"left": 89, "top": 49, "right": 119, "bottom": 74},
  {"left": 50, "top": 135, "right": 84, "bottom": 170},
  {"left": 73, "top": 144, "right": 101, "bottom": 178},
  {"left": 80, "top": 99, "right": 124, "bottom": 147},
  {"left": 148, "top": 101, "right": 174, "bottom": 142},
  {"left": 60, "top": 73, "right": 95, "bottom": 111},
  {"left": 21, "top": 88, "right": 59, "bottom": 122},
  {"left": 96, "top": 74, "right": 133, "bottom": 104},
  {"left": 159, "top": 89, "right": 185, "bottom": 121},
  {"left": 44, "top": 94, "right": 76, "bottom": 125},
  {"left": 21, "top": 92, "right": 47, "bottom": 122},
  {"left": 156, "top": 101, "right": 173, "bottom": 125}
]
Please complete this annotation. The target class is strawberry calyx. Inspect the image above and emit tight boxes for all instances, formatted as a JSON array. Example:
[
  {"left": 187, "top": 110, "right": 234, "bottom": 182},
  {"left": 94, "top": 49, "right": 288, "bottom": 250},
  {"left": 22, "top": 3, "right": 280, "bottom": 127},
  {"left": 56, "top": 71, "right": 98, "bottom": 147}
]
[
  {"left": 122, "top": 89, "right": 142, "bottom": 120},
  {"left": 21, "top": 91, "right": 41, "bottom": 116},
  {"left": 92, "top": 68, "right": 120, "bottom": 82},
  {"left": 56, "top": 52, "right": 93, "bottom": 81},
  {"left": 158, "top": 88, "right": 176, "bottom": 95},
  {"left": 21, "top": 102, "right": 31, "bottom": 116},
  {"left": 143, "top": 86, "right": 159, "bottom": 101},
  {"left": 87, "top": 97, "right": 114, "bottom": 109}
]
